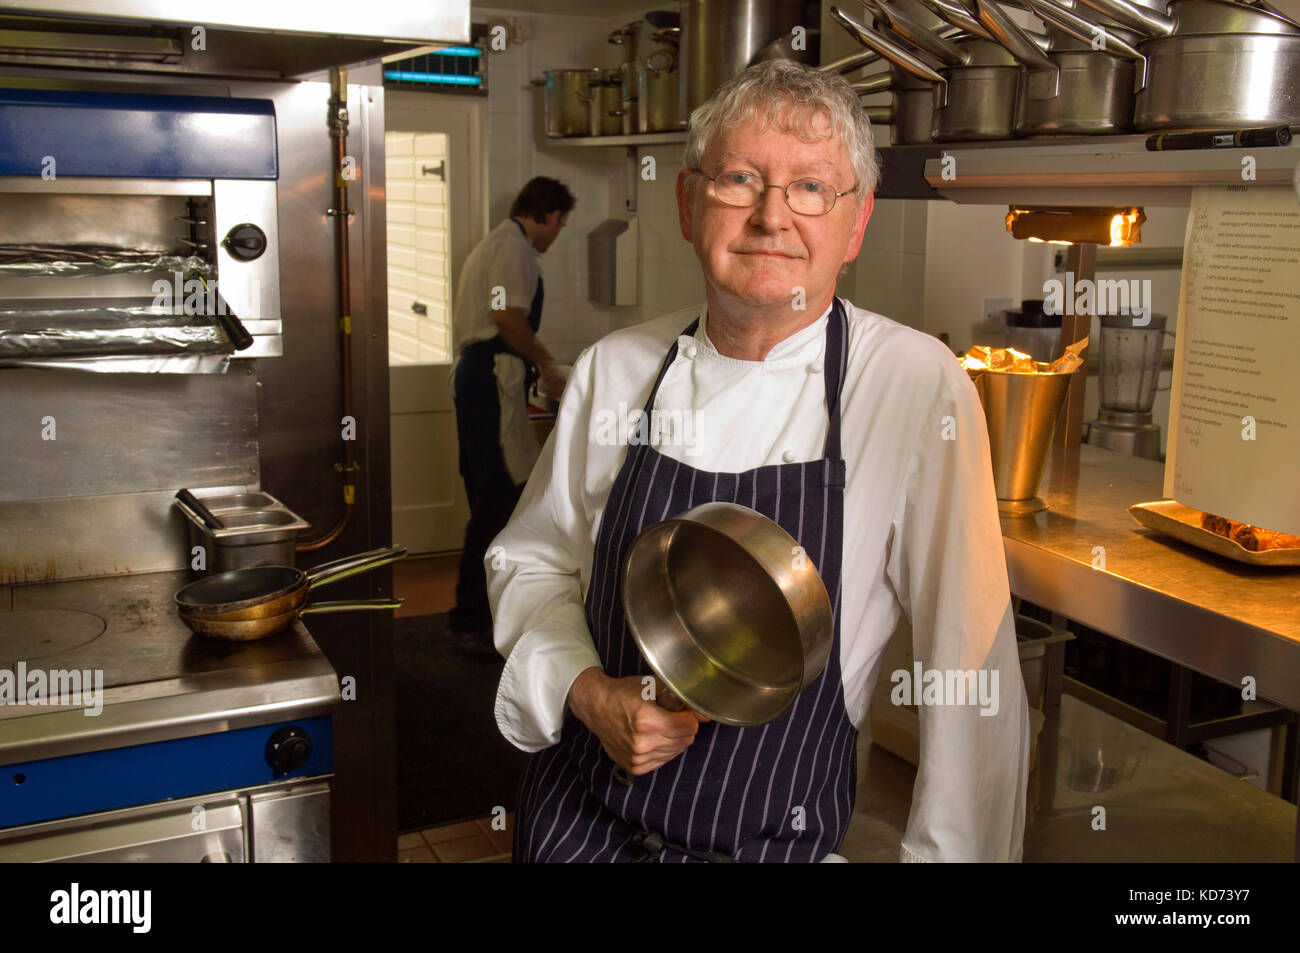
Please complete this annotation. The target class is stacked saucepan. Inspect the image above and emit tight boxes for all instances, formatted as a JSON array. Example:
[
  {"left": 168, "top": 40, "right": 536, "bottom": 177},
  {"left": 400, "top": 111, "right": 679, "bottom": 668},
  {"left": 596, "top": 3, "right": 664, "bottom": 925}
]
[{"left": 829, "top": 0, "right": 1300, "bottom": 142}]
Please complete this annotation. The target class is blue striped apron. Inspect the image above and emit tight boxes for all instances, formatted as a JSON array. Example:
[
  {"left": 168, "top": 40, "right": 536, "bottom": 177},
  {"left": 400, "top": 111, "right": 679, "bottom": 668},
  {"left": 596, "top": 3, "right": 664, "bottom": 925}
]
[{"left": 514, "top": 299, "right": 854, "bottom": 863}]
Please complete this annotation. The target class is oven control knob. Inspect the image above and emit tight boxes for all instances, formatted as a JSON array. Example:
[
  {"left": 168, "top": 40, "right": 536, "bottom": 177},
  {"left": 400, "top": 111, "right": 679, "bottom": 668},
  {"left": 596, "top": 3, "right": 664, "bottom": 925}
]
[
  {"left": 223, "top": 223, "right": 268, "bottom": 262},
  {"left": 266, "top": 725, "right": 312, "bottom": 776}
]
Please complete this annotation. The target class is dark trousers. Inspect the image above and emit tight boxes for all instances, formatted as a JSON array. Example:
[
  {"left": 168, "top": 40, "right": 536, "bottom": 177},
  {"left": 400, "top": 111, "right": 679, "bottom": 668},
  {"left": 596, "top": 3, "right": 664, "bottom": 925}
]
[{"left": 450, "top": 361, "right": 525, "bottom": 637}]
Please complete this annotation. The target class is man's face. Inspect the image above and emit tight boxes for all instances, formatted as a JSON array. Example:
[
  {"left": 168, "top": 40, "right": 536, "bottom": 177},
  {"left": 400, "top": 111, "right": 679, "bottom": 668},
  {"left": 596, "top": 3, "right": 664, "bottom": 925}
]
[
  {"left": 534, "top": 210, "right": 569, "bottom": 252},
  {"left": 676, "top": 108, "right": 872, "bottom": 312}
]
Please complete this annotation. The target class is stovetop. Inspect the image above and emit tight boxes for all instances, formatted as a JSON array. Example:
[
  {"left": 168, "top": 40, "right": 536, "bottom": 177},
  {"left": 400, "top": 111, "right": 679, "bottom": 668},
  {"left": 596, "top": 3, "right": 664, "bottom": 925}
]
[{"left": 0, "top": 571, "right": 338, "bottom": 763}]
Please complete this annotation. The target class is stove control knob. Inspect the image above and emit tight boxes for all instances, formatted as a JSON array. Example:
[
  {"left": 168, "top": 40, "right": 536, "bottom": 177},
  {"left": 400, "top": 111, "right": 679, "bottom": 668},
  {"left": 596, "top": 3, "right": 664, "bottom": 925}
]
[
  {"left": 266, "top": 725, "right": 313, "bottom": 777},
  {"left": 223, "top": 223, "right": 268, "bottom": 262}
]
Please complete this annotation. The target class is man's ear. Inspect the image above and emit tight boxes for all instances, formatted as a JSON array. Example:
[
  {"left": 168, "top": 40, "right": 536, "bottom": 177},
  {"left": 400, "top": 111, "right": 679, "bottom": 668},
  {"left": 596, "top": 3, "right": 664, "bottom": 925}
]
[
  {"left": 676, "top": 168, "right": 696, "bottom": 241},
  {"left": 842, "top": 191, "right": 874, "bottom": 264}
]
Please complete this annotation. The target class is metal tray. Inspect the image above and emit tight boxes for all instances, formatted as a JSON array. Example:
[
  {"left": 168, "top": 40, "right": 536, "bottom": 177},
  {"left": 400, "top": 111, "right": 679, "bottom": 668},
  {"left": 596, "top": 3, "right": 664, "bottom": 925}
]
[{"left": 1128, "top": 501, "right": 1300, "bottom": 567}]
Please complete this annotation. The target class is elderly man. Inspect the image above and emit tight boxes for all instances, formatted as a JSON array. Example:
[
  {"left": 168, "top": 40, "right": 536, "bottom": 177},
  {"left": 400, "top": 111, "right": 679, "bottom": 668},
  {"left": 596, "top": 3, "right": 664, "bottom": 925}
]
[{"left": 488, "top": 61, "right": 1029, "bottom": 862}]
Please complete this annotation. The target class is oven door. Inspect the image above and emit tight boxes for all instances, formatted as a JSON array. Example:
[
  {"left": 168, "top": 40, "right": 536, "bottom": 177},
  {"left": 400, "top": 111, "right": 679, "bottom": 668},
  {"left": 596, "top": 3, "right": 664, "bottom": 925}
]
[{"left": 0, "top": 780, "right": 328, "bottom": 862}]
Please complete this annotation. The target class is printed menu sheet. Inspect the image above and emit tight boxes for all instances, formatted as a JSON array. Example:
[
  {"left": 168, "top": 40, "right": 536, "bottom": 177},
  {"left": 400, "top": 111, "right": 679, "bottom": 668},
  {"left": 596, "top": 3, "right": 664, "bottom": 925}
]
[{"left": 1165, "top": 185, "right": 1300, "bottom": 535}]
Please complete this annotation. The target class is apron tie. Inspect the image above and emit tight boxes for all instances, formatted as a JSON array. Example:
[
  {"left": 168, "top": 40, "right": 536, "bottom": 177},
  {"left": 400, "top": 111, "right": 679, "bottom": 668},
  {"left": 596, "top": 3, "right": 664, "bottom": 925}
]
[{"left": 625, "top": 829, "right": 739, "bottom": 863}]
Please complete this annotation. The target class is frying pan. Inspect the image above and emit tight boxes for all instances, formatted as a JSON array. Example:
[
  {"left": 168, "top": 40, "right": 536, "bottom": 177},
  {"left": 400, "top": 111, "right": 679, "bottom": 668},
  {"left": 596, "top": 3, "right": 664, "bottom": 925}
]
[
  {"left": 175, "top": 545, "right": 407, "bottom": 620},
  {"left": 180, "top": 597, "right": 404, "bottom": 642}
]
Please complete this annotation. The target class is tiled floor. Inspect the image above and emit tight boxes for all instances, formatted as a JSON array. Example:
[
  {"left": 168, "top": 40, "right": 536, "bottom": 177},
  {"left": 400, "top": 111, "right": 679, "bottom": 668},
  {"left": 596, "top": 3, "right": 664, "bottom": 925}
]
[
  {"left": 394, "top": 552, "right": 516, "bottom": 861},
  {"left": 397, "top": 814, "right": 515, "bottom": 863},
  {"left": 393, "top": 552, "right": 460, "bottom": 619}
]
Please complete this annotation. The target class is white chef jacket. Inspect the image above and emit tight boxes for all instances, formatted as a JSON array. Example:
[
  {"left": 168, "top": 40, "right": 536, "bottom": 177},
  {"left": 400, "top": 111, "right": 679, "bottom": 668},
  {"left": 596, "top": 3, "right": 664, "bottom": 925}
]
[
  {"left": 450, "top": 218, "right": 543, "bottom": 484},
  {"left": 487, "top": 298, "right": 1031, "bottom": 863}
]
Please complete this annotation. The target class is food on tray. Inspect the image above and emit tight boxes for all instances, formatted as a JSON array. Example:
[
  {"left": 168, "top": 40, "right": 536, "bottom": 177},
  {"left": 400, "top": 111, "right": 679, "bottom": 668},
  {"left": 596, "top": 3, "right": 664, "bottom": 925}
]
[{"left": 1199, "top": 511, "right": 1300, "bottom": 552}]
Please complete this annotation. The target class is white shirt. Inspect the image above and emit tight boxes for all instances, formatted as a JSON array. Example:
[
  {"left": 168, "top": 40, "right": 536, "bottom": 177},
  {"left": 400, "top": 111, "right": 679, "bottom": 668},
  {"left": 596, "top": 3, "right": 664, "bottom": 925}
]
[
  {"left": 450, "top": 218, "right": 543, "bottom": 484},
  {"left": 451, "top": 218, "right": 541, "bottom": 355},
  {"left": 487, "top": 298, "right": 1031, "bottom": 863}
]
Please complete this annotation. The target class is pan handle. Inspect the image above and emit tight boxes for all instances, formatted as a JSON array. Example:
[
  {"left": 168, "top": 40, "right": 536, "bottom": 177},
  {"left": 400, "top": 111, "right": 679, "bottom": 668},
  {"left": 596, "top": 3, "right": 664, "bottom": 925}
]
[
  {"left": 912, "top": 0, "right": 997, "bottom": 41},
  {"left": 304, "top": 545, "right": 408, "bottom": 588},
  {"left": 1022, "top": 0, "right": 1149, "bottom": 89},
  {"left": 829, "top": 6, "right": 948, "bottom": 87},
  {"left": 861, "top": 0, "right": 967, "bottom": 66},
  {"left": 302, "top": 599, "right": 405, "bottom": 613},
  {"left": 175, "top": 489, "right": 224, "bottom": 530}
]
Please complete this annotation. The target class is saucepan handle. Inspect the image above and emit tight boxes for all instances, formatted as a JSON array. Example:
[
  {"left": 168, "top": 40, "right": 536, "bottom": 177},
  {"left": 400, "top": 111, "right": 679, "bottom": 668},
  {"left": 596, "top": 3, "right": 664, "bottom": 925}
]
[
  {"left": 305, "top": 545, "right": 408, "bottom": 588},
  {"left": 302, "top": 598, "right": 405, "bottom": 613}
]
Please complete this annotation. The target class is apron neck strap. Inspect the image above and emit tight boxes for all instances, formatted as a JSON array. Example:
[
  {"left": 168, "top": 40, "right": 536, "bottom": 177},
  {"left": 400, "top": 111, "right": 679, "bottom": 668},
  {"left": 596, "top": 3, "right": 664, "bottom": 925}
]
[
  {"left": 642, "top": 300, "right": 848, "bottom": 461},
  {"left": 823, "top": 297, "right": 847, "bottom": 461}
]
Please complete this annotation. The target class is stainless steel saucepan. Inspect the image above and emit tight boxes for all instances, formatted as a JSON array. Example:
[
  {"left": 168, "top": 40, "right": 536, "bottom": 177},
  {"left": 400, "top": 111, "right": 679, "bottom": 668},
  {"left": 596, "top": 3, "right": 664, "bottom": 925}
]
[
  {"left": 853, "top": 69, "right": 942, "bottom": 143},
  {"left": 832, "top": 5, "right": 1023, "bottom": 141},
  {"left": 1076, "top": 0, "right": 1300, "bottom": 36},
  {"left": 1066, "top": 0, "right": 1300, "bottom": 128},
  {"left": 1010, "top": 0, "right": 1149, "bottom": 134},
  {"left": 621, "top": 502, "right": 833, "bottom": 727}
]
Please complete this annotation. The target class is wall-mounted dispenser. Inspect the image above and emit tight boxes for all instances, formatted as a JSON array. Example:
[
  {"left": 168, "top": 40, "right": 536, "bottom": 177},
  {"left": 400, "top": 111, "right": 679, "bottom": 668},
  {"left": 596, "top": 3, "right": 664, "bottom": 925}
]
[{"left": 588, "top": 214, "right": 638, "bottom": 307}]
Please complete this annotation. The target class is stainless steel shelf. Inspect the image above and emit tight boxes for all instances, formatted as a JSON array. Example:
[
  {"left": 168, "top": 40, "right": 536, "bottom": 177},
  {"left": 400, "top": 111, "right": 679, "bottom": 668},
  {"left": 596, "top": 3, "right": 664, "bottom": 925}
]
[
  {"left": 543, "top": 131, "right": 687, "bottom": 147},
  {"left": 876, "top": 133, "right": 1300, "bottom": 206}
]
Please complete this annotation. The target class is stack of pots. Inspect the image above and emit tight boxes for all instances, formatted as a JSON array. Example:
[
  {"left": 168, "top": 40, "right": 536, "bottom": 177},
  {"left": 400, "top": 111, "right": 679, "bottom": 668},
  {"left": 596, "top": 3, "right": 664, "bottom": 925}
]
[
  {"left": 533, "top": 68, "right": 629, "bottom": 138},
  {"left": 1072, "top": 0, "right": 1300, "bottom": 129},
  {"left": 609, "top": 10, "right": 683, "bottom": 133},
  {"left": 831, "top": 0, "right": 1300, "bottom": 140}
]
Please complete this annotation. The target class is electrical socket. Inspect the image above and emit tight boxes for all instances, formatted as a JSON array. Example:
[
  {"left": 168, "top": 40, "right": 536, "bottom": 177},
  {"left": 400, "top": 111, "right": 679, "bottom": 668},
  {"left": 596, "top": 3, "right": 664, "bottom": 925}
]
[{"left": 983, "top": 296, "right": 1015, "bottom": 324}]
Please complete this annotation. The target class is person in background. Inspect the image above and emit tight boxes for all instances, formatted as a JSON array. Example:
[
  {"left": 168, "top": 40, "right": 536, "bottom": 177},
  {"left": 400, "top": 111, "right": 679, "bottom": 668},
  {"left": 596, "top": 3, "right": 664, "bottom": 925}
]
[
  {"left": 487, "top": 62, "right": 1030, "bottom": 862},
  {"left": 448, "top": 176, "right": 574, "bottom": 655}
]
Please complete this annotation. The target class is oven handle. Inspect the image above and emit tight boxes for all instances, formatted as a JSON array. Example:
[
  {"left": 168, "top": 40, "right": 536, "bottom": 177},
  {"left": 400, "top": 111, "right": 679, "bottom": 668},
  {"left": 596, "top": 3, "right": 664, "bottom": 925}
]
[{"left": 198, "top": 275, "right": 254, "bottom": 351}]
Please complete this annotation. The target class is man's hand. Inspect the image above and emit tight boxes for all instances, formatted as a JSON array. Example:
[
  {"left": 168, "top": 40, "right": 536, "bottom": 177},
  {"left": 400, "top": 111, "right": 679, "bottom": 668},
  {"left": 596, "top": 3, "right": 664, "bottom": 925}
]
[
  {"left": 540, "top": 361, "right": 567, "bottom": 402},
  {"left": 567, "top": 667, "right": 707, "bottom": 776}
]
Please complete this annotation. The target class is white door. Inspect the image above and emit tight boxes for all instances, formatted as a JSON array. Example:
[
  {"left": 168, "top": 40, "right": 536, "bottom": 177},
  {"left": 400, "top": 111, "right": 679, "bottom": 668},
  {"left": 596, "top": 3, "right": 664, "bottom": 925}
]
[{"left": 386, "top": 91, "right": 486, "bottom": 554}]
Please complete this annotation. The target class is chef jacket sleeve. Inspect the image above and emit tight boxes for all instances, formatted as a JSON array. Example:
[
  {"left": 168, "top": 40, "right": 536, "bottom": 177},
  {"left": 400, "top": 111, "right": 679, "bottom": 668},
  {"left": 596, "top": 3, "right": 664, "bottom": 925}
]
[
  {"left": 885, "top": 348, "right": 1031, "bottom": 862},
  {"left": 489, "top": 345, "right": 603, "bottom": 752}
]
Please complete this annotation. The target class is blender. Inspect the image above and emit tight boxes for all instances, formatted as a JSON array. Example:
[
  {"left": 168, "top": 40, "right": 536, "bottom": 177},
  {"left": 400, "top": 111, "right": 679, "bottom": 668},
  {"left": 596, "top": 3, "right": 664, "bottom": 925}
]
[{"left": 1086, "top": 312, "right": 1171, "bottom": 461}]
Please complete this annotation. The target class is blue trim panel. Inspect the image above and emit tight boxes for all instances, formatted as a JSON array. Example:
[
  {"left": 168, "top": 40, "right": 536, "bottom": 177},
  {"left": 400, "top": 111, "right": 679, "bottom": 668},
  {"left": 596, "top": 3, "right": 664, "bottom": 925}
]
[
  {"left": 0, "top": 715, "right": 331, "bottom": 829},
  {"left": 0, "top": 89, "right": 278, "bottom": 179}
]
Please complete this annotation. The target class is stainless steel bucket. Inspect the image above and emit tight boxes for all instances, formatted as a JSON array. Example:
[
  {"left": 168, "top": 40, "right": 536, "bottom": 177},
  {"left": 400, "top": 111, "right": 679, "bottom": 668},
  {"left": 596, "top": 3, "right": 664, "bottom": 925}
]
[
  {"left": 972, "top": 369, "right": 1074, "bottom": 514},
  {"left": 678, "top": 0, "right": 806, "bottom": 121},
  {"left": 533, "top": 68, "right": 600, "bottom": 138}
]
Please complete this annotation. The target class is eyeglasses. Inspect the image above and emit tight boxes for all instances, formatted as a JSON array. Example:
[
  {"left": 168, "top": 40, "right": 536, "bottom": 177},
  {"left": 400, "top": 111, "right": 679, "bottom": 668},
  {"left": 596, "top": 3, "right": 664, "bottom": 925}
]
[{"left": 695, "top": 169, "right": 856, "bottom": 216}]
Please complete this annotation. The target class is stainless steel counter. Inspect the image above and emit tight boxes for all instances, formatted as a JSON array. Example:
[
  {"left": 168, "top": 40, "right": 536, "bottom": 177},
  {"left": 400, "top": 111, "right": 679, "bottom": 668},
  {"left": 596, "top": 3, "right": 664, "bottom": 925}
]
[
  {"left": 0, "top": 570, "right": 338, "bottom": 763},
  {"left": 841, "top": 694, "right": 1297, "bottom": 862},
  {"left": 1001, "top": 444, "right": 1300, "bottom": 712}
]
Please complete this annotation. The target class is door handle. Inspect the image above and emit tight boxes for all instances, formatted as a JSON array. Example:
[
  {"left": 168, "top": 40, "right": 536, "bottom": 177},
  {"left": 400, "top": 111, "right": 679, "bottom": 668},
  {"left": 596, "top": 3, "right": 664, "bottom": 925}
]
[
  {"left": 421, "top": 161, "right": 446, "bottom": 180},
  {"left": 411, "top": 302, "right": 428, "bottom": 315}
]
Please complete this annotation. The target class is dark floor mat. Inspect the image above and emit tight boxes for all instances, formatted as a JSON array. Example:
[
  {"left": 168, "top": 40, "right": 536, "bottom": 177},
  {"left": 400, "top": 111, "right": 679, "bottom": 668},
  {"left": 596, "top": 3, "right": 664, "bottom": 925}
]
[{"left": 394, "top": 613, "right": 528, "bottom": 833}]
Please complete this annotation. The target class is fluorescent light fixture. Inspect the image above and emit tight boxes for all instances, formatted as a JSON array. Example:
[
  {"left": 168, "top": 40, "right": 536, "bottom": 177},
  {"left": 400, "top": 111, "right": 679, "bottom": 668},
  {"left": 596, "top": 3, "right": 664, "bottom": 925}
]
[{"left": 384, "top": 71, "right": 482, "bottom": 86}]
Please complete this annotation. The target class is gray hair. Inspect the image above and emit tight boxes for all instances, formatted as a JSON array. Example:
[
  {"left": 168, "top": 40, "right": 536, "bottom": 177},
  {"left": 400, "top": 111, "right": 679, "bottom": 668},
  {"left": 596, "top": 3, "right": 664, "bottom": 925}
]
[{"left": 683, "top": 60, "right": 880, "bottom": 199}]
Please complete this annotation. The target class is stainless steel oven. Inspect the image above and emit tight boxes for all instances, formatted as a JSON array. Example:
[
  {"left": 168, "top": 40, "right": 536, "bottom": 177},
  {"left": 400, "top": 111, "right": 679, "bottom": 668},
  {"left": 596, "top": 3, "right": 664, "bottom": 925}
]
[{"left": 0, "top": 89, "right": 283, "bottom": 369}]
